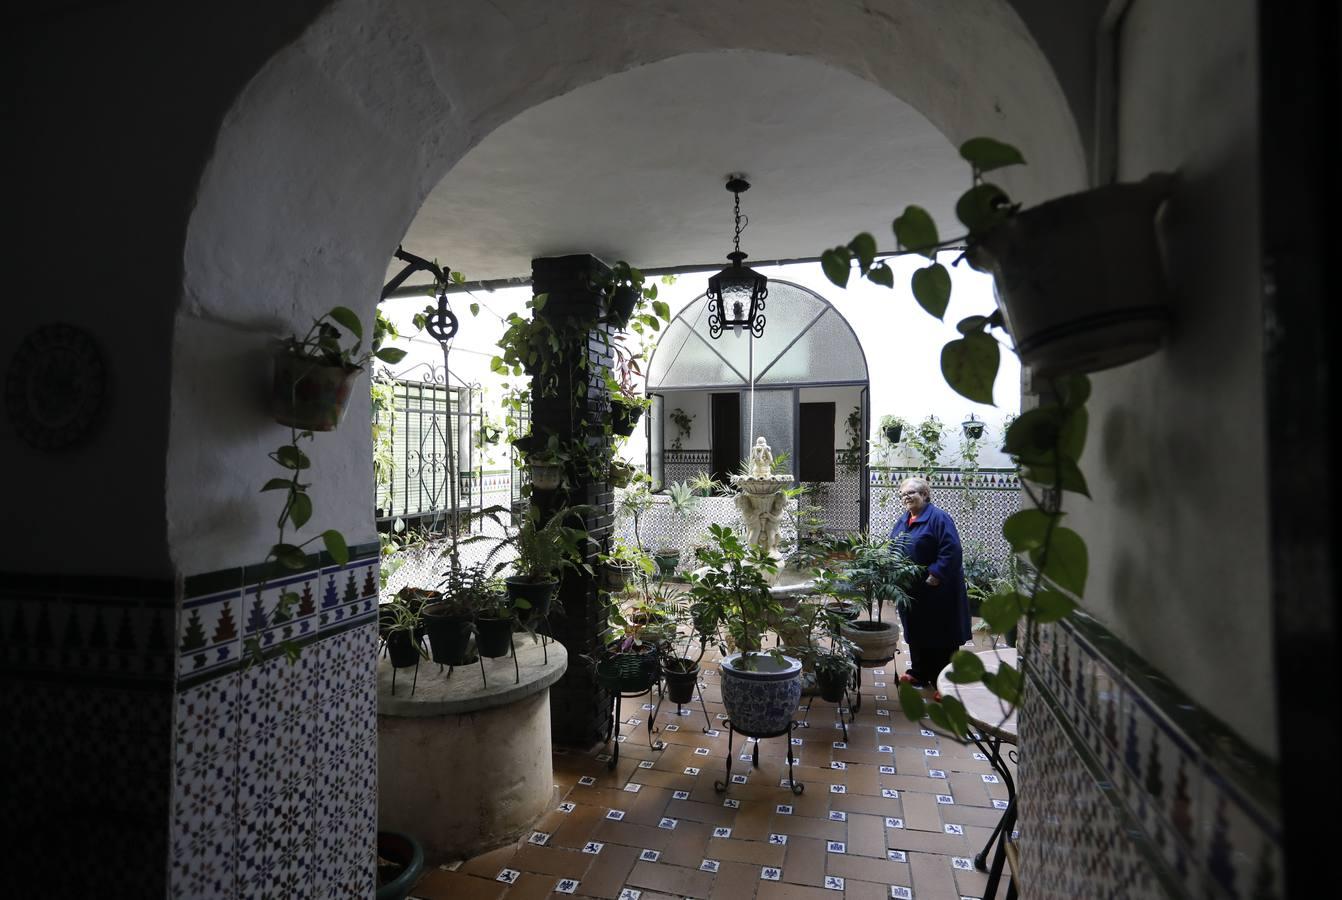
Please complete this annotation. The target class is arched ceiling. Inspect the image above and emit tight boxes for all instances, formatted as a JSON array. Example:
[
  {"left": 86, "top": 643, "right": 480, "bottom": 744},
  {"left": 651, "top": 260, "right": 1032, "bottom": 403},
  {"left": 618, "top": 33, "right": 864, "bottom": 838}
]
[{"left": 393, "top": 51, "right": 970, "bottom": 282}]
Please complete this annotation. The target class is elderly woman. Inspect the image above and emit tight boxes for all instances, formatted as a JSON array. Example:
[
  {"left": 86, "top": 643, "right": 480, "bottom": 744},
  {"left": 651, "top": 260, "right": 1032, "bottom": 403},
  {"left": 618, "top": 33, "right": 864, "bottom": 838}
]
[{"left": 889, "top": 476, "right": 971, "bottom": 693}]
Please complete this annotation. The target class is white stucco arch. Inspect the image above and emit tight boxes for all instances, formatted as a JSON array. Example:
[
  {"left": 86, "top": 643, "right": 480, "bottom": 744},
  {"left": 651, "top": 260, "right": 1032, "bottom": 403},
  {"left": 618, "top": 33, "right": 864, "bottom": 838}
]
[{"left": 169, "top": 0, "right": 1086, "bottom": 574}]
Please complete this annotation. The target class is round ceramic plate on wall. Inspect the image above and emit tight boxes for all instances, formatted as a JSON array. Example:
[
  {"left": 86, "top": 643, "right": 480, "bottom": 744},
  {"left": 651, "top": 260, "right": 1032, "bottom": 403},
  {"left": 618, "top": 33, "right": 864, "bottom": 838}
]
[{"left": 4, "top": 323, "right": 109, "bottom": 451}]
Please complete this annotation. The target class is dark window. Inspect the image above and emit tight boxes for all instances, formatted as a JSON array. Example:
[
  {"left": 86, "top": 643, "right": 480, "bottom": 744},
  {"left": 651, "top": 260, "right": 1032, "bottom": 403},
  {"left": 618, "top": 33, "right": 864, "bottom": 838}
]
[
  {"left": 798, "top": 402, "right": 836, "bottom": 482},
  {"left": 710, "top": 392, "right": 741, "bottom": 485}
]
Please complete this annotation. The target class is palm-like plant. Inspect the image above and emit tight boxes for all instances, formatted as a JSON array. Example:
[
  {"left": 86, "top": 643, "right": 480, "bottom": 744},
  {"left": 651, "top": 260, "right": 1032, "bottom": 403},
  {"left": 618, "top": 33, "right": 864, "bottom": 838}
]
[{"left": 842, "top": 533, "right": 924, "bottom": 623}]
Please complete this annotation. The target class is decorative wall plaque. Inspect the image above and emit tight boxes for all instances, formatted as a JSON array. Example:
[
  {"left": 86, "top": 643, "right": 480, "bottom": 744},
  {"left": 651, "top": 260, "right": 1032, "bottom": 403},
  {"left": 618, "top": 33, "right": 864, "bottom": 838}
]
[{"left": 5, "top": 323, "right": 108, "bottom": 450}]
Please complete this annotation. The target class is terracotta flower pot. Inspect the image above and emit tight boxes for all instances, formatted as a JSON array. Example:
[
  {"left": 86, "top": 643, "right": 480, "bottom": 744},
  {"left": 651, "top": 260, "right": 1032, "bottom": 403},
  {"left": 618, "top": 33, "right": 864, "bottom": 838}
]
[
  {"left": 969, "top": 175, "right": 1174, "bottom": 378},
  {"left": 271, "top": 351, "right": 361, "bottom": 431}
]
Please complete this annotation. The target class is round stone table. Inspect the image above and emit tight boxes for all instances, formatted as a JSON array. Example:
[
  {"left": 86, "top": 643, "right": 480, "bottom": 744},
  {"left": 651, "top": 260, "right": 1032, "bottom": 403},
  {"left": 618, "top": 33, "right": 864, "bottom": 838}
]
[{"left": 376, "top": 637, "right": 567, "bottom": 864}]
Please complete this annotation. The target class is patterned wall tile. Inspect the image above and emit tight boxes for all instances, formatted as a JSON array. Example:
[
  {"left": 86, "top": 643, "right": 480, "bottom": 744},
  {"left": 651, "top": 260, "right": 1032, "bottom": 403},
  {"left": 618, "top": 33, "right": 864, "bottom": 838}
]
[{"left": 1017, "top": 617, "right": 1282, "bottom": 900}]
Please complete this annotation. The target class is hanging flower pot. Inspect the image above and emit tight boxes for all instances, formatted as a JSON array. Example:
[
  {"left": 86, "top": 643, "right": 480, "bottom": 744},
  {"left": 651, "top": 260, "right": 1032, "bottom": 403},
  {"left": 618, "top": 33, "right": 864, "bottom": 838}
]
[
  {"left": 270, "top": 350, "right": 362, "bottom": 431},
  {"left": 605, "top": 285, "right": 639, "bottom": 329},
  {"left": 961, "top": 415, "right": 984, "bottom": 439},
  {"left": 969, "top": 175, "right": 1174, "bottom": 378},
  {"left": 530, "top": 462, "right": 563, "bottom": 491},
  {"left": 611, "top": 401, "right": 642, "bottom": 437},
  {"left": 882, "top": 423, "right": 903, "bottom": 444}
]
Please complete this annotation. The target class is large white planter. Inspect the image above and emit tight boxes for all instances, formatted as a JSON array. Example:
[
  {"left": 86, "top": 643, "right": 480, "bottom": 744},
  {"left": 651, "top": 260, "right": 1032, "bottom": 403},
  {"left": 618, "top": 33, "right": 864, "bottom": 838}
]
[
  {"left": 719, "top": 652, "right": 802, "bottom": 737},
  {"left": 970, "top": 174, "right": 1174, "bottom": 378},
  {"left": 840, "top": 619, "right": 900, "bottom": 668}
]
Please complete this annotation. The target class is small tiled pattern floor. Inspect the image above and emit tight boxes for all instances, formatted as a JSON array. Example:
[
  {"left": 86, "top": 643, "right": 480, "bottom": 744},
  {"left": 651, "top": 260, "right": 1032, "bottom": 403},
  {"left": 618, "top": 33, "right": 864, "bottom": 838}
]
[{"left": 409, "top": 643, "right": 1013, "bottom": 900}]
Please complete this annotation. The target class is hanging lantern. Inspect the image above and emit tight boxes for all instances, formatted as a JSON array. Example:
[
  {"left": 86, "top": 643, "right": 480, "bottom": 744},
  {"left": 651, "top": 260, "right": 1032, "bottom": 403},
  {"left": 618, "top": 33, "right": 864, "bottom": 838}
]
[{"left": 707, "top": 176, "right": 768, "bottom": 339}]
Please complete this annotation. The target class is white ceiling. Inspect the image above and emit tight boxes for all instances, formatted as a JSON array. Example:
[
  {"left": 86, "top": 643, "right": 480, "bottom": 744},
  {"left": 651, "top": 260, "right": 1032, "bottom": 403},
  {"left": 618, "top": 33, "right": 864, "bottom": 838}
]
[{"left": 393, "top": 50, "right": 968, "bottom": 284}]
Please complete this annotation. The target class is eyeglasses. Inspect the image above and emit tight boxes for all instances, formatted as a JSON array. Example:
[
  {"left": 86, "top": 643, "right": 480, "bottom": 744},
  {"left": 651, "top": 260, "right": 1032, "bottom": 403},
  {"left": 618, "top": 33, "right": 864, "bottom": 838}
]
[{"left": 899, "top": 490, "right": 923, "bottom": 499}]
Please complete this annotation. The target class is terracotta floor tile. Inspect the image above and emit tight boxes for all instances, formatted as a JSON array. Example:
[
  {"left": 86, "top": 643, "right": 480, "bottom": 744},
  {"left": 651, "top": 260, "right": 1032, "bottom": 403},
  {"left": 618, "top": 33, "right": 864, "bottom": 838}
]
[
  {"left": 510, "top": 843, "right": 593, "bottom": 879},
  {"left": 908, "top": 849, "right": 959, "bottom": 898},
  {"left": 459, "top": 844, "right": 522, "bottom": 879},
  {"left": 840, "top": 879, "right": 897, "bottom": 900},
  {"left": 412, "top": 868, "right": 509, "bottom": 900},
  {"left": 500, "top": 871, "right": 563, "bottom": 900},
  {"left": 897, "top": 792, "right": 944, "bottom": 832},
  {"left": 780, "top": 835, "right": 828, "bottom": 888},
  {"left": 755, "top": 881, "right": 836, "bottom": 900},
  {"left": 709, "top": 859, "right": 763, "bottom": 899},
  {"left": 593, "top": 819, "right": 676, "bottom": 852},
  {"left": 669, "top": 797, "right": 739, "bottom": 827},
  {"left": 626, "top": 860, "right": 716, "bottom": 899},
  {"left": 552, "top": 803, "right": 610, "bottom": 849},
  {"left": 571, "top": 842, "right": 641, "bottom": 899},
  {"left": 771, "top": 814, "right": 844, "bottom": 842},
  {"left": 830, "top": 793, "right": 897, "bottom": 817},
  {"left": 844, "top": 814, "right": 888, "bottom": 859},
  {"left": 824, "top": 852, "right": 910, "bottom": 886},
  {"left": 659, "top": 819, "right": 715, "bottom": 868},
  {"left": 946, "top": 804, "right": 1009, "bottom": 828},
  {"left": 893, "top": 749, "right": 929, "bottom": 775},
  {"left": 886, "top": 828, "right": 970, "bottom": 856},
  {"left": 706, "top": 836, "right": 786, "bottom": 867}
]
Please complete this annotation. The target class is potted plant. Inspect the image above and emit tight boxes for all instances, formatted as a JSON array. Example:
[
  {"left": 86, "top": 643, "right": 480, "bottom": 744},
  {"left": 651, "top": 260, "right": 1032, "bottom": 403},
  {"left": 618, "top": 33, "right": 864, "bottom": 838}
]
[
  {"left": 653, "top": 481, "right": 698, "bottom": 576},
  {"left": 669, "top": 407, "right": 696, "bottom": 451},
  {"left": 376, "top": 830, "right": 424, "bottom": 900},
  {"left": 689, "top": 470, "right": 719, "bottom": 497},
  {"left": 961, "top": 413, "right": 985, "bottom": 440},
  {"left": 688, "top": 524, "right": 803, "bottom": 736},
  {"left": 472, "top": 579, "right": 516, "bottom": 659},
  {"left": 594, "top": 606, "right": 663, "bottom": 694},
  {"left": 837, "top": 533, "right": 923, "bottom": 667},
  {"left": 603, "top": 539, "right": 653, "bottom": 592},
  {"left": 271, "top": 305, "right": 406, "bottom": 431},
  {"left": 607, "top": 339, "right": 652, "bottom": 437},
  {"left": 422, "top": 566, "right": 488, "bottom": 666},
  {"left": 470, "top": 502, "right": 594, "bottom": 620},
  {"left": 381, "top": 598, "right": 427, "bottom": 669},
  {"left": 879, "top": 414, "right": 908, "bottom": 446}
]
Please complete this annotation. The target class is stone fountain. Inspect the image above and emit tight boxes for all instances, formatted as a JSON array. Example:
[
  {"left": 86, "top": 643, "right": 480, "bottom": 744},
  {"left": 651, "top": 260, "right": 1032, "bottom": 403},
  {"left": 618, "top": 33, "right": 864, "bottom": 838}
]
[{"left": 729, "top": 437, "right": 793, "bottom": 578}]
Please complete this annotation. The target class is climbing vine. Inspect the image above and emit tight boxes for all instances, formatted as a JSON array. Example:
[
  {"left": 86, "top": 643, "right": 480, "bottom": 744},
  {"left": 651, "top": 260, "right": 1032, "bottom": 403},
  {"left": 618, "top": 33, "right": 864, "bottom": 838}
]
[{"left": 820, "top": 137, "right": 1085, "bottom": 738}]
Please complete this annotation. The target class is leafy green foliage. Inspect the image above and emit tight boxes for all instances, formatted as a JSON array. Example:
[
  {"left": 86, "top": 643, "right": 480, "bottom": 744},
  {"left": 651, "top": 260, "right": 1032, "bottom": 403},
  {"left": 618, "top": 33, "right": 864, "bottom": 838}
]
[
  {"left": 688, "top": 524, "right": 792, "bottom": 664},
  {"left": 814, "top": 137, "right": 1099, "bottom": 738}
]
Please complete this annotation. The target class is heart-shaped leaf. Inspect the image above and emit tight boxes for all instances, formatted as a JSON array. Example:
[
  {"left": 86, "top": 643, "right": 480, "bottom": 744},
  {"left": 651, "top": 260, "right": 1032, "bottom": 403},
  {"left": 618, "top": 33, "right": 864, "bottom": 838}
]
[
  {"left": 328, "top": 306, "right": 363, "bottom": 340},
  {"left": 288, "top": 492, "right": 312, "bottom": 529},
  {"left": 893, "top": 206, "right": 940, "bottom": 258},
  {"left": 959, "top": 137, "right": 1026, "bottom": 172},
  {"left": 374, "top": 347, "right": 407, "bottom": 364},
  {"left": 1002, "top": 508, "right": 1059, "bottom": 553},
  {"left": 1029, "top": 526, "right": 1087, "bottom": 596},
  {"left": 898, "top": 682, "right": 926, "bottom": 722},
  {"left": 941, "top": 332, "right": 999, "bottom": 404},
  {"left": 848, "top": 233, "right": 877, "bottom": 271},
  {"left": 1031, "top": 589, "right": 1077, "bottom": 624},
  {"left": 272, "top": 543, "right": 308, "bottom": 570},
  {"left": 322, "top": 530, "right": 350, "bottom": 566},
  {"left": 866, "top": 263, "right": 894, "bottom": 288},
  {"left": 956, "top": 183, "right": 1013, "bottom": 234},
  {"left": 821, "top": 248, "right": 852, "bottom": 288},
  {"left": 911, "top": 263, "right": 951, "bottom": 319}
]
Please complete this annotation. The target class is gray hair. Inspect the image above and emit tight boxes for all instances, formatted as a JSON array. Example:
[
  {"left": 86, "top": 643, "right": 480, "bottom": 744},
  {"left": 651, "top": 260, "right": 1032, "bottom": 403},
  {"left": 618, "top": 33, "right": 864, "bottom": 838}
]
[{"left": 899, "top": 476, "right": 931, "bottom": 498}]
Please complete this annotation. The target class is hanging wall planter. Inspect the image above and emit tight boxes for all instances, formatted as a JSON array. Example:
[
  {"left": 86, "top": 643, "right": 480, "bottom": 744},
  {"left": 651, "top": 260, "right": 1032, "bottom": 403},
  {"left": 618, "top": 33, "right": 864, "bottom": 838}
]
[
  {"left": 529, "top": 462, "right": 563, "bottom": 492},
  {"left": 883, "top": 423, "right": 903, "bottom": 444},
  {"left": 961, "top": 414, "right": 985, "bottom": 439},
  {"left": 606, "top": 285, "right": 640, "bottom": 329},
  {"left": 969, "top": 174, "right": 1175, "bottom": 379},
  {"left": 271, "top": 351, "right": 362, "bottom": 431},
  {"left": 610, "top": 401, "right": 642, "bottom": 437}
]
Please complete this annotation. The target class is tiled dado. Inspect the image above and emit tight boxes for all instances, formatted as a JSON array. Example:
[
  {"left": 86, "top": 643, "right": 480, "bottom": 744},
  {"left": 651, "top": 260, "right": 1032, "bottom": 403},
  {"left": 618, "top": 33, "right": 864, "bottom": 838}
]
[
  {"left": 169, "top": 547, "right": 379, "bottom": 899},
  {"left": 176, "top": 549, "right": 380, "bottom": 687},
  {"left": 1017, "top": 615, "right": 1283, "bottom": 899},
  {"left": 0, "top": 574, "right": 177, "bottom": 897}
]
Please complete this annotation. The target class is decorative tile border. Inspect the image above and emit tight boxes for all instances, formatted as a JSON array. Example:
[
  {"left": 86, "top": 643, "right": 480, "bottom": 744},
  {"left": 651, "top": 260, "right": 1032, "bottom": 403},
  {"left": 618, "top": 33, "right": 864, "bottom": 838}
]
[
  {"left": 1018, "top": 614, "right": 1283, "bottom": 899},
  {"left": 176, "top": 545, "right": 378, "bottom": 690}
]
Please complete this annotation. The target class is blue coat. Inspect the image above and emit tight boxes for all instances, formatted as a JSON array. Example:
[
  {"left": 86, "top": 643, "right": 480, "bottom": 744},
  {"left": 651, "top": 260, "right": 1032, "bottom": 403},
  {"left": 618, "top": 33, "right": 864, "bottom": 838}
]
[{"left": 890, "top": 503, "right": 972, "bottom": 648}]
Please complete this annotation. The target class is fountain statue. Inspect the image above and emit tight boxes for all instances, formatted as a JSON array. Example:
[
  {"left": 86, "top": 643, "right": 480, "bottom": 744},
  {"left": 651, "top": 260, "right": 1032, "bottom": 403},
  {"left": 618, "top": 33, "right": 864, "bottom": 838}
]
[{"left": 729, "top": 437, "right": 793, "bottom": 558}]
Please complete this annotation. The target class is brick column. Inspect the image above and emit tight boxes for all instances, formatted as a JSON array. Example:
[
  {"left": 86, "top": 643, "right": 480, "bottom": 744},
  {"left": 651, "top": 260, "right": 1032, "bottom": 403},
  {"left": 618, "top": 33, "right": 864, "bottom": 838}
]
[{"left": 529, "top": 254, "right": 616, "bottom": 748}]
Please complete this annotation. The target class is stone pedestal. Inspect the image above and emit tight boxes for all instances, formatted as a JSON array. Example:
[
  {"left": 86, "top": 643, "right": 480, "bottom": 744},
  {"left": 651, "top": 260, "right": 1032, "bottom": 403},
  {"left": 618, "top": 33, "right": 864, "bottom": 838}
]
[{"left": 376, "top": 639, "right": 567, "bottom": 864}]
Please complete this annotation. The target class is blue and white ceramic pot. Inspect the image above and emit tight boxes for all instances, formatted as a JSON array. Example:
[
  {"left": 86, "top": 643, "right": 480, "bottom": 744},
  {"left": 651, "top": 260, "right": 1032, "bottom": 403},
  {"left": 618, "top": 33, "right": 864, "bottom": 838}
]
[{"left": 719, "top": 652, "right": 802, "bottom": 737}]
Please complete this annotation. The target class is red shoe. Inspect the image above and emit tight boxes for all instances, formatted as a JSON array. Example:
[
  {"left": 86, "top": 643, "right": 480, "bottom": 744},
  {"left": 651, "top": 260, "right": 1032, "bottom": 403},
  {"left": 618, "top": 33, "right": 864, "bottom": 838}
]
[
  {"left": 932, "top": 691, "right": 942, "bottom": 702},
  {"left": 899, "top": 672, "right": 917, "bottom": 685}
]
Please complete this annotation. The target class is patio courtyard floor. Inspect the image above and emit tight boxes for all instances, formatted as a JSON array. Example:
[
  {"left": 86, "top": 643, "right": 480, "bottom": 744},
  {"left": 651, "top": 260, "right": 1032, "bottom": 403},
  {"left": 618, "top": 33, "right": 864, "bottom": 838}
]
[{"left": 405, "top": 638, "right": 1015, "bottom": 900}]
